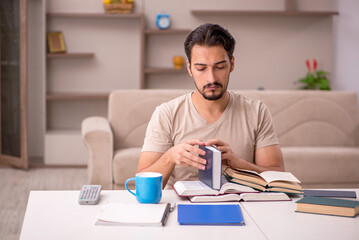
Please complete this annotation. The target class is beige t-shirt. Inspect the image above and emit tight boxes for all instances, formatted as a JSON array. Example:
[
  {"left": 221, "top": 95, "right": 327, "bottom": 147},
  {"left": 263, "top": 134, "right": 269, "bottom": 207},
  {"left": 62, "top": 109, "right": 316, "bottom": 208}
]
[{"left": 142, "top": 91, "right": 279, "bottom": 187}]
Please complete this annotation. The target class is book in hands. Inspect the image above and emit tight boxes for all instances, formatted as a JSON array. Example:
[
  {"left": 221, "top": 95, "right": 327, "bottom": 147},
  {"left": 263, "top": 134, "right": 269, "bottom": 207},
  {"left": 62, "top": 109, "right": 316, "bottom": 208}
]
[
  {"left": 198, "top": 145, "right": 222, "bottom": 190},
  {"left": 177, "top": 204, "right": 245, "bottom": 226},
  {"left": 95, "top": 202, "right": 171, "bottom": 226},
  {"left": 223, "top": 166, "right": 303, "bottom": 194},
  {"left": 296, "top": 196, "right": 359, "bottom": 217},
  {"left": 173, "top": 175, "right": 258, "bottom": 197}
]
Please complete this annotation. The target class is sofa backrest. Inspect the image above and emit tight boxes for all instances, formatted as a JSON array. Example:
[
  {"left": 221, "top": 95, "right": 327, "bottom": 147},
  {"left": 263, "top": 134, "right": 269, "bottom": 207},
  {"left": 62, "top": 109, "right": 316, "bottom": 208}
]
[{"left": 108, "top": 90, "right": 359, "bottom": 150}]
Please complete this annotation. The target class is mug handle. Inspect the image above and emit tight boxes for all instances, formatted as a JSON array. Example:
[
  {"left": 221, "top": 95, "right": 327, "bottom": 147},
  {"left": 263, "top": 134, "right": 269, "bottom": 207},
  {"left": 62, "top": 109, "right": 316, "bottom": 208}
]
[{"left": 125, "top": 178, "right": 136, "bottom": 196}]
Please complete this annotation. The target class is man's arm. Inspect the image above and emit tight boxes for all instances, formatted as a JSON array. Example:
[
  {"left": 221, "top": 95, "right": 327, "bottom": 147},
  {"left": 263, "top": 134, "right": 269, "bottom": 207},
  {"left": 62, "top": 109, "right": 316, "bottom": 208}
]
[
  {"left": 137, "top": 139, "right": 207, "bottom": 188},
  {"left": 205, "top": 139, "right": 284, "bottom": 173}
]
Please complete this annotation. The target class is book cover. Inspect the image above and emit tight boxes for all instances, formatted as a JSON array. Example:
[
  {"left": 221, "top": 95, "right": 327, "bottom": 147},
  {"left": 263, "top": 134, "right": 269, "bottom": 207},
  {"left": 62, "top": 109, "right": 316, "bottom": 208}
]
[
  {"left": 303, "top": 189, "right": 357, "bottom": 199},
  {"left": 177, "top": 204, "right": 245, "bottom": 225},
  {"left": 296, "top": 196, "right": 359, "bottom": 217},
  {"left": 198, "top": 145, "right": 222, "bottom": 190}
]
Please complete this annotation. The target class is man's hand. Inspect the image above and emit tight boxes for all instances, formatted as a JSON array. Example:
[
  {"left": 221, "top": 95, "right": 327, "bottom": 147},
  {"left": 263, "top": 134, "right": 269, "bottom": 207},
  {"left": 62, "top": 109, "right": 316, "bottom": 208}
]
[
  {"left": 137, "top": 139, "right": 208, "bottom": 188},
  {"left": 205, "top": 139, "right": 284, "bottom": 172},
  {"left": 165, "top": 139, "right": 207, "bottom": 170},
  {"left": 205, "top": 139, "right": 242, "bottom": 169}
]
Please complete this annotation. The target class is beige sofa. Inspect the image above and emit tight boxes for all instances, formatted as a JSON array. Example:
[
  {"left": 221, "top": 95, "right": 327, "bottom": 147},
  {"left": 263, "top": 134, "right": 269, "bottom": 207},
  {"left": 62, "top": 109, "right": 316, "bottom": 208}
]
[{"left": 81, "top": 90, "right": 359, "bottom": 190}]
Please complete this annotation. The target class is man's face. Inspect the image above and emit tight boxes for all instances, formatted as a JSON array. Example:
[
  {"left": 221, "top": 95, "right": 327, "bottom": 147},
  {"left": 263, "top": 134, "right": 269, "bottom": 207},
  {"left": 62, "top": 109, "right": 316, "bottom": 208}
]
[{"left": 187, "top": 45, "right": 234, "bottom": 101}]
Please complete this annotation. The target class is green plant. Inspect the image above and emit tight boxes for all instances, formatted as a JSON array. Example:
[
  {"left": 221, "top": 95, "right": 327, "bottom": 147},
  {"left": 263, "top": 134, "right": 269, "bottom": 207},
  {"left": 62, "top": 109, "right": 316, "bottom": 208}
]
[{"left": 297, "top": 59, "right": 331, "bottom": 90}]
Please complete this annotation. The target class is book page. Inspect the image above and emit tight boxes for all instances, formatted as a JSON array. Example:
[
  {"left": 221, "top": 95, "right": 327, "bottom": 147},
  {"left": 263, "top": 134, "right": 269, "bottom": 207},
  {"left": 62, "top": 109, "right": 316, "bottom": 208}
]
[
  {"left": 259, "top": 171, "right": 301, "bottom": 184},
  {"left": 220, "top": 176, "right": 258, "bottom": 194},
  {"left": 173, "top": 181, "right": 218, "bottom": 196},
  {"left": 189, "top": 194, "right": 242, "bottom": 203},
  {"left": 224, "top": 167, "right": 267, "bottom": 186}
]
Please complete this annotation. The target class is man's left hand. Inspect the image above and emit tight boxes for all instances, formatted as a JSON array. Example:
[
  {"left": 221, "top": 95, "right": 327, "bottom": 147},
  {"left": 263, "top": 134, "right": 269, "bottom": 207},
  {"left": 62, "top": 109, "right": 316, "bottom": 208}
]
[{"left": 205, "top": 139, "right": 244, "bottom": 169}]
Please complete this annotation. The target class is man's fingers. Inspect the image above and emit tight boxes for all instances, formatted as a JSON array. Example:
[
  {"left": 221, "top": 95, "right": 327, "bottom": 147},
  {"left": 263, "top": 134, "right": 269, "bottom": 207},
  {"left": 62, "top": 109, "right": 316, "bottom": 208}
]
[
  {"left": 205, "top": 139, "right": 225, "bottom": 147},
  {"left": 184, "top": 156, "right": 206, "bottom": 170},
  {"left": 216, "top": 145, "right": 230, "bottom": 153},
  {"left": 184, "top": 150, "right": 206, "bottom": 164},
  {"left": 181, "top": 150, "right": 206, "bottom": 170},
  {"left": 184, "top": 143, "right": 206, "bottom": 156},
  {"left": 186, "top": 139, "right": 206, "bottom": 146}
]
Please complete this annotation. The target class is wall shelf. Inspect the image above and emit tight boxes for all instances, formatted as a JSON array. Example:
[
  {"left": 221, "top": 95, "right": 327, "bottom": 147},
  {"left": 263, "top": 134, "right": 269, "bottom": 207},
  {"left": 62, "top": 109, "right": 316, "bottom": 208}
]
[
  {"left": 145, "top": 29, "right": 191, "bottom": 35},
  {"left": 46, "top": 53, "right": 95, "bottom": 59},
  {"left": 144, "top": 67, "right": 187, "bottom": 74},
  {"left": 47, "top": 12, "right": 143, "bottom": 19},
  {"left": 191, "top": 10, "right": 339, "bottom": 17},
  {"left": 46, "top": 93, "right": 109, "bottom": 101}
]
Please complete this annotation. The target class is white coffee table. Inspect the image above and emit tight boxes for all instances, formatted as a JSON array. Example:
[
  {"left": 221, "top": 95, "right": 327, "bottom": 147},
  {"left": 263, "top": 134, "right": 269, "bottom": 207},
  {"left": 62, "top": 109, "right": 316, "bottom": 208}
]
[
  {"left": 20, "top": 190, "right": 266, "bottom": 240},
  {"left": 241, "top": 189, "right": 359, "bottom": 240}
]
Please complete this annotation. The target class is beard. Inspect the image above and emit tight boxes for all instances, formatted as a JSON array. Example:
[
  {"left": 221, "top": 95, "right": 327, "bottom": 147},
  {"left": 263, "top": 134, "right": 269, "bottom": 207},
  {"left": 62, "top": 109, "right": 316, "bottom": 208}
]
[{"left": 194, "top": 79, "right": 229, "bottom": 101}]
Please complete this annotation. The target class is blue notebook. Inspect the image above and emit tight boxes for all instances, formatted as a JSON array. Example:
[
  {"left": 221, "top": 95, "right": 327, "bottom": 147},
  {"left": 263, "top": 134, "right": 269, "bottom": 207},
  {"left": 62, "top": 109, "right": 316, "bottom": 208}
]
[{"left": 177, "top": 204, "right": 245, "bottom": 226}]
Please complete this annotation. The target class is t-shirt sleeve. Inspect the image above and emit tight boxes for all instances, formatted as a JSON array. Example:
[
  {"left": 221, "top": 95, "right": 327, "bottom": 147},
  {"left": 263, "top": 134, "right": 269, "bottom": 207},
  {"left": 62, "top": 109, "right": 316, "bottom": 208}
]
[
  {"left": 141, "top": 105, "right": 174, "bottom": 153},
  {"left": 255, "top": 102, "right": 279, "bottom": 150}
]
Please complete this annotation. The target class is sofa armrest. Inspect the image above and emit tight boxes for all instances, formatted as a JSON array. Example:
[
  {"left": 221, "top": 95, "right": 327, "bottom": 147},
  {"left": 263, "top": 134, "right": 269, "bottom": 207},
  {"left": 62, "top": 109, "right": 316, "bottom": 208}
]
[{"left": 81, "top": 116, "right": 114, "bottom": 190}]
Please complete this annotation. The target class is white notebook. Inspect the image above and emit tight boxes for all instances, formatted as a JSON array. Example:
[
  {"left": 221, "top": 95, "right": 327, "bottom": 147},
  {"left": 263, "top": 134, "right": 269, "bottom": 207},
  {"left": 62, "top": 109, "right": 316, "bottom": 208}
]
[{"left": 95, "top": 202, "right": 170, "bottom": 226}]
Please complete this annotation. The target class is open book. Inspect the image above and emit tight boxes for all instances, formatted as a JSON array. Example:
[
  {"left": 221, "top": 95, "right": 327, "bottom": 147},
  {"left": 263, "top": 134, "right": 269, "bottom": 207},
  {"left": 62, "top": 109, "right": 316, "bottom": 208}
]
[
  {"left": 95, "top": 202, "right": 170, "bottom": 226},
  {"left": 189, "top": 192, "right": 291, "bottom": 203},
  {"left": 223, "top": 166, "right": 303, "bottom": 194},
  {"left": 173, "top": 175, "right": 258, "bottom": 197}
]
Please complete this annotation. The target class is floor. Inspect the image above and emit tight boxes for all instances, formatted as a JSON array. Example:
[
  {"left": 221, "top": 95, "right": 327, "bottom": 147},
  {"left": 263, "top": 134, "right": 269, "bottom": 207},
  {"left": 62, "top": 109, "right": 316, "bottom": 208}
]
[{"left": 0, "top": 167, "right": 87, "bottom": 240}]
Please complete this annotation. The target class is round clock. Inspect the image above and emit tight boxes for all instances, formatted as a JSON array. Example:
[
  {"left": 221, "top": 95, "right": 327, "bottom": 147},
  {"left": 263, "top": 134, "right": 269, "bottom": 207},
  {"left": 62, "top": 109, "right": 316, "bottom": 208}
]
[{"left": 156, "top": 13, "right": 171, "bottom": 30}]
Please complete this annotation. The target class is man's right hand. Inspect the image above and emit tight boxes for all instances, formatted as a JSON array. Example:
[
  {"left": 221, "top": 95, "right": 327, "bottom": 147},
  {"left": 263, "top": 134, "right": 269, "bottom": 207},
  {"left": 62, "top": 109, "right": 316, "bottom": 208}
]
[
  {"left": 164, "top": 139, "right": 207, "bottom": 170},
  {"left": 137, "top": 139, "right": 207, "bottom": 188}
]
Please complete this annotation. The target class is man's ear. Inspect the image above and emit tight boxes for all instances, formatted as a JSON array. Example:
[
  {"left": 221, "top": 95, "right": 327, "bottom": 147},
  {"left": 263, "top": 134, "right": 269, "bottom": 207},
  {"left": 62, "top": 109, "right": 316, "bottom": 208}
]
[
  {"left": 230, "top": 56, "right": 235, "bottom": 72},
  {"left": 187, "top": 60, "right": 193, "bottom": 77}
]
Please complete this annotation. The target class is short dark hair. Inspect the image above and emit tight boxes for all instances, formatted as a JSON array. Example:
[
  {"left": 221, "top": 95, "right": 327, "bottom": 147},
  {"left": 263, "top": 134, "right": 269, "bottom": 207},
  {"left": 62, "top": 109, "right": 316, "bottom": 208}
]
[{"left": 184, "top": 23, "right": 236, "bottom": 64}]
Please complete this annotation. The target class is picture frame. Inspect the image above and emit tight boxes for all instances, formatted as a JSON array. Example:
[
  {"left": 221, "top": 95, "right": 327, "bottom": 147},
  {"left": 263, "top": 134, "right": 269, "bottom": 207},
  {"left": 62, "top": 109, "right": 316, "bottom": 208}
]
[{"left": 47, "top": 32, "right": 66, "bottom": 53}]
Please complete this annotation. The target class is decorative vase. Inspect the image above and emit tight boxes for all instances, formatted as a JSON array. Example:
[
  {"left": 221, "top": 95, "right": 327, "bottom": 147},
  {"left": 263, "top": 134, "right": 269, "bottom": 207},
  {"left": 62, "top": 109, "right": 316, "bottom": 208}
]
[{"left": 173, "top": 56, "right": 184, "bottom": 69}]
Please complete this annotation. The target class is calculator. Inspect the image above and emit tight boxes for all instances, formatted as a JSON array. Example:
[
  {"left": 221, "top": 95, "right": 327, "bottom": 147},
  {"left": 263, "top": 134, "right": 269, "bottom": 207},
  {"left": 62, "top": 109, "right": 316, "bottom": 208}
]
[{"left": 78, "top": 185, "right": 102, "bottom": 205}]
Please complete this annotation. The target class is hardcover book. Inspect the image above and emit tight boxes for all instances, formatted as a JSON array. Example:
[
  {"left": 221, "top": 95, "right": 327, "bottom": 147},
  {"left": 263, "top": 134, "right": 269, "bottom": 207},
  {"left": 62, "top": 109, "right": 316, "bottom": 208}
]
[
  {"left": 296, "top": 196, "right": 359, "bottom": 217},
  {"left": 198, "top": 145, "right": 222, "bottom": 190},
  {"left": 303, "top": 189, "right": 357, "bottom": 199},
  {"left": 177, "top": 204, "right": 245, "bottom": 225},
  {"left": 223, "top": 166, "right": 303, "bottom": 194}
]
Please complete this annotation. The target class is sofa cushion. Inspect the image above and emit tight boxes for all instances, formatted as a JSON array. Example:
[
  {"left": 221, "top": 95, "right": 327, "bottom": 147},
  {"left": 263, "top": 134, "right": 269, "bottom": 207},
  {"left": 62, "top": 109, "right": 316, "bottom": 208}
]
[
  {"left": 108, "top": 90, "right": 359, "bottom": 150},
  {"left": 113, "top": 147, "right": 142, "bottom": 186},
  {"left": 282, "top": 146, "right": 359, "bottom": 184},
  {"left": 238, "top": 91, "right": 359, "bottom": 147},
  {"left": 108, "top": 90, "right": 188, "bottom": 150}
]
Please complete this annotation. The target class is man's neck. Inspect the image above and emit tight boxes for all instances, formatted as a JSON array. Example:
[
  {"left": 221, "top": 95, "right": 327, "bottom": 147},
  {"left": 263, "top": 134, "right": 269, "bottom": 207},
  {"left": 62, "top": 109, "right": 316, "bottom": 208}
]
[{"left": 191, "top": 91, "right": 230, "bottom": 124}]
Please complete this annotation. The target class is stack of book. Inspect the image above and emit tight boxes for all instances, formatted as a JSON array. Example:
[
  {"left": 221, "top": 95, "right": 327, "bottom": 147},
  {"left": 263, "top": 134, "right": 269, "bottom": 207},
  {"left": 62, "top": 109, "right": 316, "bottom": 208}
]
[
  {"left": 172, "top": 145, "right": 297, "bottom": 202},
  {"left": 295, "top": 190, "right": 359, "bottom": 217},
  {"left": 223, "top": 166, "right": 303, "bottom": 194}
]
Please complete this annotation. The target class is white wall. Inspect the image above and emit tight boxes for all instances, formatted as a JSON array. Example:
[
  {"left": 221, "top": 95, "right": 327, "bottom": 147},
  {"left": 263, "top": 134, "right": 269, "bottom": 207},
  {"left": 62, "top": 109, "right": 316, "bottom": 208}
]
[
  {"left": 27, "top": 0, "right": 340, "bottom": 160},
  {"left": 333, "top": 0, "right": 359, "bottom": 102},
  {"left": 144, "top": 0, "right": 334, "bottom": 90}
]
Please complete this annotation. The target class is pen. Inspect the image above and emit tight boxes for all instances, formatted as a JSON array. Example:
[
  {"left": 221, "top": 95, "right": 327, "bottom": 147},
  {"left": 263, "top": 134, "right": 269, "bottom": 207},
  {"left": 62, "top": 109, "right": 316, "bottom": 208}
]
[
  {"left": 170, "top": 203, "right": 176, "bottom": 212},
  {"left": 161, "top": 203, "right": 171, "bottom": 226}
]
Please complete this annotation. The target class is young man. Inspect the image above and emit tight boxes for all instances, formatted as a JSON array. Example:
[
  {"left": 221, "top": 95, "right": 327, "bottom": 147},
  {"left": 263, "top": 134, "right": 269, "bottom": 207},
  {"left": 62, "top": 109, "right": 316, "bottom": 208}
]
[{"left": 137, "top": 23, "right": 284, "bottom": 188}]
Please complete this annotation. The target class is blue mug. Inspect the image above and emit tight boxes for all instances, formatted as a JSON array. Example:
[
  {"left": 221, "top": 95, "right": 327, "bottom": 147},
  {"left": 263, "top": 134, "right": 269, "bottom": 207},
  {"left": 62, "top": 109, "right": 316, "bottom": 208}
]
[{"left": 125, "top": 172, "right": 163, "bottom": 204}]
